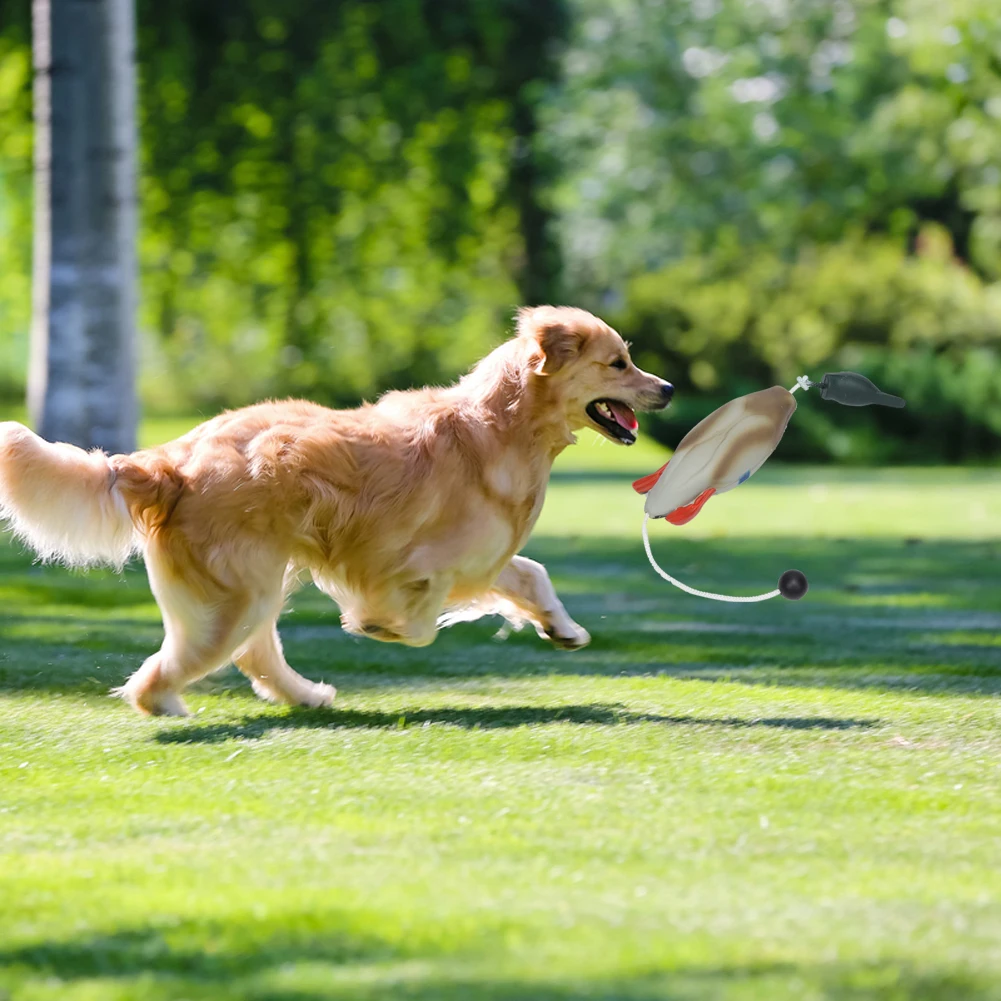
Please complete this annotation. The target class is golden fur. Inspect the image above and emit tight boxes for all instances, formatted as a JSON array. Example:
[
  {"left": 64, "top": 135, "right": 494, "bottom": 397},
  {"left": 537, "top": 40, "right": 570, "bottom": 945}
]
[{"left": 0, "top": 306, "right": 671, "bottom": 715}]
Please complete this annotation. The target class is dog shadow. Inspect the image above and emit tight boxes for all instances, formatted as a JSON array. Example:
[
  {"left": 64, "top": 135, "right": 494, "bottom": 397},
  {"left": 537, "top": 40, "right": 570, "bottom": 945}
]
[{"left": 154, "top": 703, "right": 879, "bottom": 744}]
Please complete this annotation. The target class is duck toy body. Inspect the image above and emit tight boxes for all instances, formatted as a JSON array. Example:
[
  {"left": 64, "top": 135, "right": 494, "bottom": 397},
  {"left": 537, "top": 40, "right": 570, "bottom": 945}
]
[{"left": 633, "top": 385, "right": 798, "bottom": 525}]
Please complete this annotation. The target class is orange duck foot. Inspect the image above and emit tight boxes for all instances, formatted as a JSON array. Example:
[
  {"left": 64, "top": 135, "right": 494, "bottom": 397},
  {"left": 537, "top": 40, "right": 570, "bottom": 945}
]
[{"left": 664, "top": 487, "right": 715, "bottom": 525}]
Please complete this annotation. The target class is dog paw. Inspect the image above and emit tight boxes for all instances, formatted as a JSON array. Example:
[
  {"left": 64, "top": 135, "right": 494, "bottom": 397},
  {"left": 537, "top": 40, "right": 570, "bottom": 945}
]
[
  {"left": 301, "top": 682, "right": 337, "bottom": 708},
  {"left": 251, "top": 679, "right": 337, "bottom": 708},
  {"left": 545, "top": 622, "right": 591, "bottom": 651},
  {"left": 113, "top": 684, "right": 190, "bottom": 717}
]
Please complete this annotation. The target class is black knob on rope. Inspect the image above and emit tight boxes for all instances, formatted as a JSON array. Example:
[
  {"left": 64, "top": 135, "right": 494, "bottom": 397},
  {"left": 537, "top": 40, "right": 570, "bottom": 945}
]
[{"left": 778, "top": 569, "right": 809, "bottom": 600}]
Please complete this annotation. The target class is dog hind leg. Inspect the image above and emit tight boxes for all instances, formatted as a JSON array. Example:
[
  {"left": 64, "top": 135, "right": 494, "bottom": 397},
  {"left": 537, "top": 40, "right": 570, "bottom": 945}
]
[
  {"left": 117, "top": 602, "right": 256, "bottom": 717},
  {"left": 233, "top": 622, "right": 336, "bottom": 707},
  {"left": 488, "top": 555, "right": 590, "bottom": 650},
  {"left": 117, "top": 541, "right": 289, "bottom": 716}
]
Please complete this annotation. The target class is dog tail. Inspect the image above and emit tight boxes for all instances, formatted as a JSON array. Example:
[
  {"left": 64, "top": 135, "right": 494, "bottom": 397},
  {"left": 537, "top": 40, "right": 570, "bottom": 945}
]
[{"left": 0, "top": 421, "right": 178, "bottom": 569}]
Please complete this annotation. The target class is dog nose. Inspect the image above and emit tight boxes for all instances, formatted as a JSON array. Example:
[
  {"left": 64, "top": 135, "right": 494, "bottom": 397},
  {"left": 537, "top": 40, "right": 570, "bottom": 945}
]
[{"left": 660, "top": 381, "right": 674, "bottom": 402}]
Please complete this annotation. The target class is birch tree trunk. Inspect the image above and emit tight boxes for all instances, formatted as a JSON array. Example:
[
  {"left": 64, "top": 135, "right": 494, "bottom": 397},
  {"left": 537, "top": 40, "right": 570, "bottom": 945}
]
[{"left": 28, "top": 0, "right": 137, "bottom": 454}]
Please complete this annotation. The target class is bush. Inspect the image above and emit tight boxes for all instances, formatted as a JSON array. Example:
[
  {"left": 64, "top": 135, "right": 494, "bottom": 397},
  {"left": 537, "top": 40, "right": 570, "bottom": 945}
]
[{"left": 622, "top": 227, "right": 1001, "bottom": 462}]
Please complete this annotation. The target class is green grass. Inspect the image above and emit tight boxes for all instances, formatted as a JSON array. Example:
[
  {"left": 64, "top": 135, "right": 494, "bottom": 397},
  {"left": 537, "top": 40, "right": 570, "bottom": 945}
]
[{"left": 3, "top": 424, "right": 1001, "bottom": 1000}]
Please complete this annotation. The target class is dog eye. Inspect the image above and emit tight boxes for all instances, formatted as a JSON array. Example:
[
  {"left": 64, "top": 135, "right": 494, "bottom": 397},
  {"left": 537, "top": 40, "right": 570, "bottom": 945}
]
[{"left": 610, "top": 358, "right": 627, "bottom": 370}]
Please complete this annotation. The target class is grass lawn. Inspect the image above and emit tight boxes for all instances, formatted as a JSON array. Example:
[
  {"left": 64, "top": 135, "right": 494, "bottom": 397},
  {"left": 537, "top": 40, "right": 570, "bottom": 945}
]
[{"left": 2, "top": 425, "right": 1001, "bottom": 1000}]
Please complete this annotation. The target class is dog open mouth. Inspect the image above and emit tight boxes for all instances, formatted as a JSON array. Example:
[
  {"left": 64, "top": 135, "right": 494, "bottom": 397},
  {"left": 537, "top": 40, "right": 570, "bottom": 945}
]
[{"left": 586, "top": 399, "right": 639, "bottom": 445}]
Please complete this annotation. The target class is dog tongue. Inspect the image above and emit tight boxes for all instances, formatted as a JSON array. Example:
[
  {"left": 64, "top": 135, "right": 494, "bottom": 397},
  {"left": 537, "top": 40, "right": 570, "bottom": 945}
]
[{"left": 608, "top": 401, "right": 638, "bottom": 431}]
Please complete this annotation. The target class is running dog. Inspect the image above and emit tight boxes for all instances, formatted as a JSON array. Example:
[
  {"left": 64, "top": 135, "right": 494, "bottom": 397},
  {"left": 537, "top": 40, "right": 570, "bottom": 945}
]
[{"left": 0, "top": 306, "right": 672, "bottom": 715}]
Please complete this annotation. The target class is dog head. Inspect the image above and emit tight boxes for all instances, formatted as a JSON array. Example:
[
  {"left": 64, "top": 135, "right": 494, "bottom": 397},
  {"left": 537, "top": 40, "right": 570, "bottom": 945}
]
[{"left": 517, "top": 306, "right": 673, "bottom": 446}]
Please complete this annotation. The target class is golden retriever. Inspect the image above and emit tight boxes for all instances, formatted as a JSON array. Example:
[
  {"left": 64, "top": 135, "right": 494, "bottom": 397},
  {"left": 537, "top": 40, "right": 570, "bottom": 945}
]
[{"left": 0, "top": 306, "right": 672, "bottom": 715}]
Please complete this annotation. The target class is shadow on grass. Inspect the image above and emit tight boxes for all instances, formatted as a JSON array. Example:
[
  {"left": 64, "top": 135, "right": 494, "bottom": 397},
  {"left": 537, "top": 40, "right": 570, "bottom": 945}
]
[
  {"left": 1, "top": 535, "right": 1000, "bottom": 699},
  {"left": 0, "top": 925, "right": 383, "bottom": 984},
  {"left": 0, "top": 923, "right": 996, "bottom": 1001},
  {"left": 154, "top": 703, "right": 878, "bottom": 744}
]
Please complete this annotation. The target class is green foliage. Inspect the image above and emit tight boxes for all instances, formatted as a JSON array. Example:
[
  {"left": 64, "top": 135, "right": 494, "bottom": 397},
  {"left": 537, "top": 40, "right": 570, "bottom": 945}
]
[
  {"left": 623, "top": 227, "right": 1001, "bottom": 460},
  {"left": 549, "top": 0, "right": 1001, "bottom": 459},
  {"left": 549, "top": 0, "right": 1001, "bottom": 283},
  {"left": 0, "top": 15, "right": 31, "bottom": 405},
  {"left": 0, "top": 0, "right": 566, "bottom": 412},
  {"left": 135, "top": 0, "right": 566, "bottom": 411}
]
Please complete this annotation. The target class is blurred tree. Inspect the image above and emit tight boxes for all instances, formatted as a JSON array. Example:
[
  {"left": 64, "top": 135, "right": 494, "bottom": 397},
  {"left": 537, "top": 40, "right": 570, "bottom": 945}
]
[
  {"left": 546, "top": 0, "right": 1001, "bottom": 459},
  {"left": 134, "top": 0, "right": 568, "bottom": 411},
  {"left": 0, "top": 0, "right": 568, "bottom": 415},
  {"left": 29, "top": 0, "right": 137, "bottom": 452}
]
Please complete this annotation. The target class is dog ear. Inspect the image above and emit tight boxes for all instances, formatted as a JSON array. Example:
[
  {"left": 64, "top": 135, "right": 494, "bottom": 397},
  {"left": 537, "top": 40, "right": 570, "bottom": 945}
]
[
  {"left": 528, "top": 321, "right": 582, "bottom": 375},
  {"left": 534, "top": 324, "right": 578, "bottom": 375},
  {"left": 516, "top": 306, "right": 584, "bottom": 375}
]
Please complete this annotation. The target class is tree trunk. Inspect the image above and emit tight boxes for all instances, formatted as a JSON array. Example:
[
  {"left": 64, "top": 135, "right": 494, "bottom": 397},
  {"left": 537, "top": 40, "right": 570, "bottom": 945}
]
[{"left": 29, "top": 0, "right": 138, "bottom": 454}]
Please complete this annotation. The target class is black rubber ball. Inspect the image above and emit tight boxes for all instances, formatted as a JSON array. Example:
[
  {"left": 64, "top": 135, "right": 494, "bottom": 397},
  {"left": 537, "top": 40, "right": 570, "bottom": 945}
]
[{"left": 778, "top": 569, "right": 809, "bottom": 600}]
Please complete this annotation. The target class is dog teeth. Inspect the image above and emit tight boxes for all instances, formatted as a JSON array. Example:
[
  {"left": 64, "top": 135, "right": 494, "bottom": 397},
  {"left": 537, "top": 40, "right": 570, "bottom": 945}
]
[{"left": 598, "top": 403, "right": 612, "bottom": 420}]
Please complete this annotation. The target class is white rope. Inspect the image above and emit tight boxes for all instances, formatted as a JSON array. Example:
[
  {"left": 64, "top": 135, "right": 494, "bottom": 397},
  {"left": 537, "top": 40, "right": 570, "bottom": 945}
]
[
  {"left": 642, "top": 515, "right": 780, "bottom": 603},
  {"left": 639, "top": 375, "right": 812, "bottom": 602}
]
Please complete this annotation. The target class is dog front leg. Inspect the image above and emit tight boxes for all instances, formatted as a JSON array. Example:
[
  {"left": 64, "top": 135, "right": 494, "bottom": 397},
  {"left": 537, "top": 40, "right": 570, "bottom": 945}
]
[{"left": 491, "top": 555, "right": 590, "bottom": 650}]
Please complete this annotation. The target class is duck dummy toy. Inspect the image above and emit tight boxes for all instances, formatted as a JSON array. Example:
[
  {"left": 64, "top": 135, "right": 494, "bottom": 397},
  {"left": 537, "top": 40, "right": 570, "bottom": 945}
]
[{"left": 634, "top": 372, "right": 905, "bottom": 603}]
